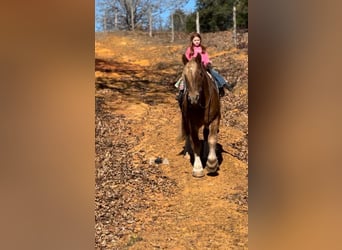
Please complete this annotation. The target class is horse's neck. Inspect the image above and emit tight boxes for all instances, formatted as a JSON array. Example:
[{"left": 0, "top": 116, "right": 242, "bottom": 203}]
[
  {"left": 203, "top": 71, "right": 215, "bottom": 91},
  {"left": 200, "top": 74, "right": 213, "bottom": 98}
]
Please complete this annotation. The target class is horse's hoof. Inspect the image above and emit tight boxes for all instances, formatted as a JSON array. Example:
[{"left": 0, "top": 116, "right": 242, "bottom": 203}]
[
  {"left": 206, "top": 160, "right": 218, "bottom": 173},
  {"left": 192, "top": 170, "right": 205, "bottom": 178},
  {"left": 206, "top": 165, "right": 218, "bottom": 174}
]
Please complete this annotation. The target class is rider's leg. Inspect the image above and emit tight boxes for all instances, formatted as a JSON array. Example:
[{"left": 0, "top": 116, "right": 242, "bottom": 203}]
[{"left": 208, "top": 68, "right": 236, "bottom": 93}]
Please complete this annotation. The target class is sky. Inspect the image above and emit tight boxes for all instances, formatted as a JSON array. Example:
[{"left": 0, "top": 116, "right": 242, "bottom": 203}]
[
  {"left": 183, "top": 0, "right": 196, "bottom": 13},
  {"left": 159, "top": 0, "right": 196, "bottom": 25},
  {"left": 95, "top": 0, "right": 196, "bottom": 31}
]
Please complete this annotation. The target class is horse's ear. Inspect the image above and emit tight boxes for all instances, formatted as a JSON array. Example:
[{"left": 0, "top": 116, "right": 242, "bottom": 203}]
[
  {"left": 182, "top": 54, "right": 188, "bottom": 65},
  {"left": 195, "top": 53, "right": 202, "bottom": 64}
]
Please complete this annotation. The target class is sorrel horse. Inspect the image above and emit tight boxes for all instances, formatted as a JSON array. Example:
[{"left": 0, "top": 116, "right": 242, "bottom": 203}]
[{"left": 180, "top": 53, "right": 221, "bottom": 177}]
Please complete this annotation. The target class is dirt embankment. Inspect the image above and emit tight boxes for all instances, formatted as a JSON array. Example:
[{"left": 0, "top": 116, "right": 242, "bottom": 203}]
[{"left": 95, "top": 31, "right": 248, "bottom": 249}]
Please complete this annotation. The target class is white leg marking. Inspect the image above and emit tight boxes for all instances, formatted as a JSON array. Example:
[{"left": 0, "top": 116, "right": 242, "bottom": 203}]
[
  {"left": 192, "top": 153, "right": 204, "bottom": 178},
  {"left": 208, "top": 146, "right": 217, "bottom": 162},
  {"left": 193, "top": 153, "right": 203, "bottom": 171},
  {"left": 206, "top": 136, "right": 218, "bottom": 172}
]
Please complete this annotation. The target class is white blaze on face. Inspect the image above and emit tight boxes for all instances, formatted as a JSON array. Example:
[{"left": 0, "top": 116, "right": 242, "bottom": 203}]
[
  {"left": 187, "top": 61, "right": 197, "bottom": 82},
  {"left": 183, "top": 60, "right": 199, "bottom": 95}
]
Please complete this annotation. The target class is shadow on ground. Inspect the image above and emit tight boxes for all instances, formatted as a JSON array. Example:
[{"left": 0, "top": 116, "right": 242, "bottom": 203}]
[
  {"left": 96, "top": 58, "right": 180, "bottom": 106},
  {"left": 178, "top": 138, "right": 234, "bottom": 175}
]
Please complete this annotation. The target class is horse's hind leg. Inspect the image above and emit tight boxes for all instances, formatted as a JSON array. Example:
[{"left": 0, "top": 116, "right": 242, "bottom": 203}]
[{"left": 206, "top": 119, "right": 219, "bottom": 173}]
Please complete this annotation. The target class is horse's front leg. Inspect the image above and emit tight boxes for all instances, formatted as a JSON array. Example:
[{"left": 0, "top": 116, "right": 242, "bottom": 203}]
[
  {"left": 190, "top": 128, "right": 204, "bottom": 178},
  {"left": 206, "top": 118, "right": 219, "bottom": 173}
]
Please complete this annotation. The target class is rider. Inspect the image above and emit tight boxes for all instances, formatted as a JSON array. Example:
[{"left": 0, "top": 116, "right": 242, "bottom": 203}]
[{"left": 175, "top": 32, "right": 236, "bottom": 100}]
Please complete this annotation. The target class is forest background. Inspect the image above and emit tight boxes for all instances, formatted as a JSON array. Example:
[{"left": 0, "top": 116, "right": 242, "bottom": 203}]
[{"left": 95, "top": 0, "right": 248, "bottom": 34}]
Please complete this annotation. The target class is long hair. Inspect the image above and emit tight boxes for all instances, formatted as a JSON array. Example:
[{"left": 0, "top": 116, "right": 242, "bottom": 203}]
[{"left": 189, "top": 32, "right": 207, "bottom": 57}]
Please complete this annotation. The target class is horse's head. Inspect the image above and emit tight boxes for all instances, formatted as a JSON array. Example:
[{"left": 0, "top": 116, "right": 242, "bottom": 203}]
[{"left": 182, "top": 53, "right": 205, "bottom": 105}]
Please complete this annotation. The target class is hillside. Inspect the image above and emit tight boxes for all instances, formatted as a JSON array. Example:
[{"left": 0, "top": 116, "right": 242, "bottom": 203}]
[{"left": 95, "top": 31, "right": 248, "bottom": 249}]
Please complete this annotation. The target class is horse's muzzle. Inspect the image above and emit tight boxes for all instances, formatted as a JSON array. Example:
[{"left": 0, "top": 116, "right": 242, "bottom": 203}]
[{"left": 188, "top": 93, "right": 199, "bottom": 105}]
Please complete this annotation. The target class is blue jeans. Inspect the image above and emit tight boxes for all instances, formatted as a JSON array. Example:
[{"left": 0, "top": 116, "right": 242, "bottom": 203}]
[{"left": 208, "top": 68, "right": 227, "bottom": 88}]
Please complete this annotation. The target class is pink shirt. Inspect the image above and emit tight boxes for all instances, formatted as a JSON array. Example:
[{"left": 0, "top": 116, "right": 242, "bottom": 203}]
[{"left": 185, "top": 46, "right": 210, "bottom": 67}]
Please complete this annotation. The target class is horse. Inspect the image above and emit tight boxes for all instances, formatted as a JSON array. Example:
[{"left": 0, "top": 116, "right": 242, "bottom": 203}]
[{"left": 180, "top": 53, "right": 221, "bottom": 178}]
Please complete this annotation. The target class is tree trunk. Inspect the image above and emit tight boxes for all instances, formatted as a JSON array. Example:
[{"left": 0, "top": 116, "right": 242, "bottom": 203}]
[
  {"left": 196, "top": 11, "right": 200, "bottom": 33},
  {"left": 149, "top": 6, "right": 152, "bottom": 37},
  {"left": 131, "top": 1, "right": 134, "bottom": 31},
  {"left": 114, "top": 9, "right": 118, "bottom": 30},
  {"left": 171, "top": 14, "right": 174, "bottom": 42},
  {"left": 233, "top": 5, "right": 237, "bottom": 48},
  {"left": 103, "top": 16, "right": 107, "bottom": 32}
]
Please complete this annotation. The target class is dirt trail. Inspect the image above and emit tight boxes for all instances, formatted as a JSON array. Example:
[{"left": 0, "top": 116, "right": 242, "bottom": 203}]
[{"left": 95, "top": 31, "right": 248, "bottom": 249}]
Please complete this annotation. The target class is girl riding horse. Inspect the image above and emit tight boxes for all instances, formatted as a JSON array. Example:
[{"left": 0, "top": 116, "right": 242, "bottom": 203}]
[{"left": 175, "top": 32, "right": 236, "bottom": 101}]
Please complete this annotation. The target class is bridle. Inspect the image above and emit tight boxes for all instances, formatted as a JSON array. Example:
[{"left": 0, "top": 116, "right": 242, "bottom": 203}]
[{"left": 183, "top": 66, "right": 214, "bottom": 110}]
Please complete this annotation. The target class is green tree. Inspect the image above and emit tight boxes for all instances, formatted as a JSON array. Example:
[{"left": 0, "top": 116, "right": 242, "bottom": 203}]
[
  {"left": 236, "top": 0, "right": 248, "bottom": 29},
  {"left": 200, "top": 0, "right": 232, "bottom": 32},
  {"left": 185, "top": 0, "right": 248, "bottom": 33},
  {"left": 173, "top": 9, "right": 187, "bottom": 32},
  {"left": 185, "top": 12, "right": 196, "bottom": 32}
]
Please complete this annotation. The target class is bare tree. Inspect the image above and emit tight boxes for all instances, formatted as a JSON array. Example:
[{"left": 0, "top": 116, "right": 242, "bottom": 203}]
[
  {"left": 170, "top": 9, "right": 186, "bottom": 42},
  {"left": 96, "top": 0, "right": 190, "bottom": 33},
  {"left": 149, "top": 6, "right": 152, "bottom": 36},
  {"left": 165, "top": 1, "right": 190, "bottom": 42},
  {"left": 147, "top": 0, "right": 188, "bottom": 37},
  {"left": 118, "top": 0, "right": 137, "bottom": 30},
  {"left": 146, "top": 0, "right": 163, "bottom": 37},
  {"left": 97, "top": 0, "right": 124, "bottom": 31}
]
